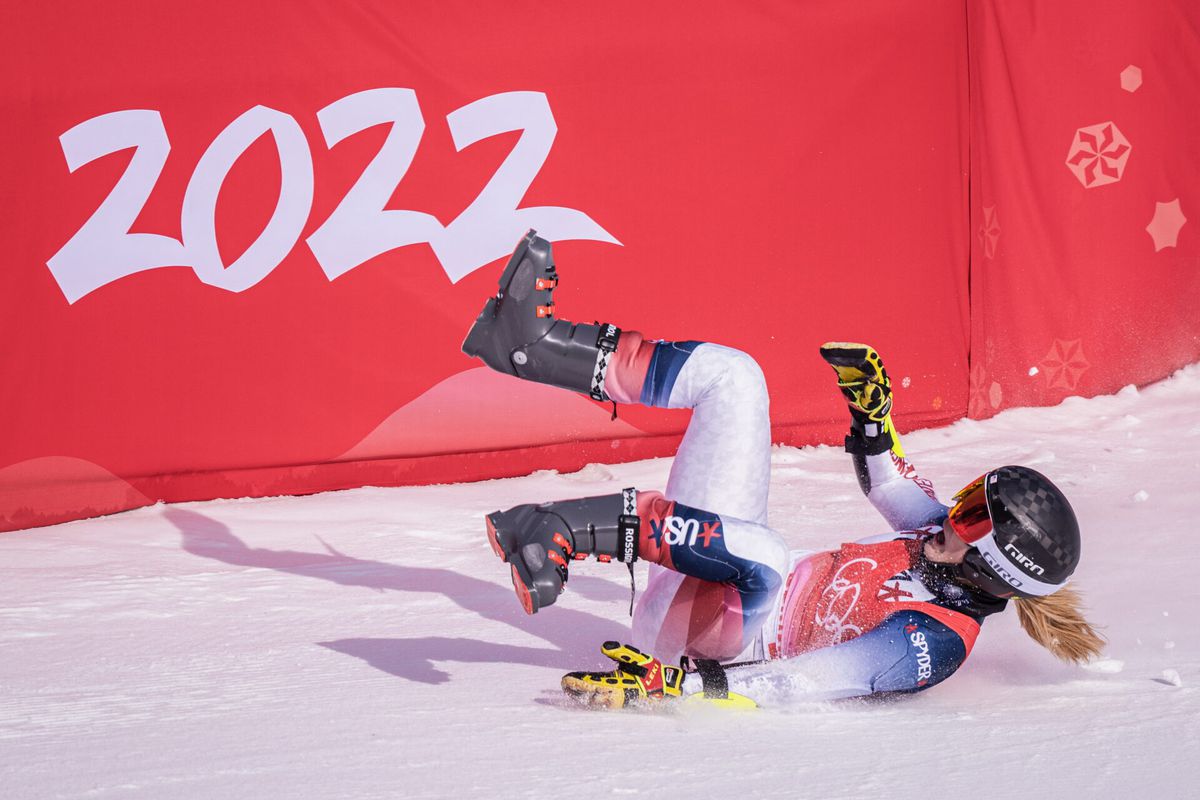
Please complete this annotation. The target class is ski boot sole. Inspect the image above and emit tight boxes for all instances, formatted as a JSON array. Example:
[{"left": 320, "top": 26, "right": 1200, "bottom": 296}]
[
  {"left": 485, "top": 510, "right": 542, "bottom": 615},
  {"left": 461, "top": 297, "right": 499, "bottom": 361},
  {"left": 461, "top": 229, "right": 554, "bottom": 365},
  {"left": 485, "top": 512, "right": 509, "bottom": 561},
  {"left": 510, "top": 564, "right": 536, "bottom": 615}
]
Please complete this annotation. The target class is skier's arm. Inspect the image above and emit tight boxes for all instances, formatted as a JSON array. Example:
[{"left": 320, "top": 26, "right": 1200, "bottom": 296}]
[
  {"left": 820, "top": 342, "right": 947, "bottom": 530},
  {"left": 711, "top": 610, "right": 967, "bottom": 704},
  {"left": 851, "top": 447, "right": 948, "bottom": 531}
]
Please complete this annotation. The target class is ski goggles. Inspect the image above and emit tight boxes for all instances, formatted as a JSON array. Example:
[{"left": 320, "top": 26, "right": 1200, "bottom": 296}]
[
  {"left": 946, "top": 473, "right": 994, "bottom": 544},
  {"left": 945, "top": 471, "right": 1064, "bottom": 598},
  {"left": 944, "top": 474, "right": 1020, "bottom": 598}
]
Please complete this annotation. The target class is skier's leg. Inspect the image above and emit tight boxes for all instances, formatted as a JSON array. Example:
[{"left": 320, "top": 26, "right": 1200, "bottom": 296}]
[
  {"left": 630, "top": 491, "right": 786, "bottom": 663},
  {"left": 462, "top": 230, "right": 771, "bottom": 526},
  {"left": 607, "top": 338, "right": 776, "bottom": 660},
  {"left": 467, "top": 231, "right": 783, "bottom": 656},
  {"left": 606, "top": 338, "right": 772, "bottom": 525},
  {"left": 485, "top": 486, "right": 787, "bottom": 661},
  {"left": 484, "top": 489, "right": 640, "bottom": 614},
  {"left": 462, "top": 229, "right": 621, "bottom": 401}
]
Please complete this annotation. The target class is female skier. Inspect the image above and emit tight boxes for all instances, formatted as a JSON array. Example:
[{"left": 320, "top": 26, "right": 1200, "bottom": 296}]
[{"left": 462, "top": 231, "right": 1104, "bottom": 708}]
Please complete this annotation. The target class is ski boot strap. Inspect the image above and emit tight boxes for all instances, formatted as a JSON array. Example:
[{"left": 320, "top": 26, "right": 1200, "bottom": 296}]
[
  {"left": 589, "top": 323, "right": 621, "bottom": 402},
  {"left": 680, "top": 657, "right": 759, "bottom": 709},
  {"left": 617, "top": 486, "right": 639, "bottom": 564},
  {"left": 572, "top": 487, "right": 638, "bottom": 563},
  {"left": 680, "top": 657, "right": 730, "bottom": 699},
  {"left": 844, "top": 418, "right": 896, "bottom": 456}
]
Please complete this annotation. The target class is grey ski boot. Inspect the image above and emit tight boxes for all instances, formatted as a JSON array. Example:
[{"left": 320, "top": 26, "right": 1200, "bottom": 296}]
[
  {"left": 461, "top": 229, "right": 621, "bottom": 400},
  {"left": 485, "top": 489, "right": 640, "bottom": 614}
]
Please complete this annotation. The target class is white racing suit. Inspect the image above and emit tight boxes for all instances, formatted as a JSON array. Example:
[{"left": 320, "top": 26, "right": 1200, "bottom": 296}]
[{"left": 603, "top": 336, "right": 1006, "bottom": 702}]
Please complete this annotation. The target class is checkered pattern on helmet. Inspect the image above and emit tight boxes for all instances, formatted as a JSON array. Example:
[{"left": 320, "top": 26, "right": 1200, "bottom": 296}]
[{"left": 991, "top": 466, "right": 1079, "bottom": 573}]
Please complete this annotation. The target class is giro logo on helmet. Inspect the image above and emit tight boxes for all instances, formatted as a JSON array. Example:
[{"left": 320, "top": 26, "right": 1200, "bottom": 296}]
[
  {"left": 981, "top": 550, "right": 1025, "bottom": 589},
  {"left": 1003, "top": 541, "right": 1045, "bottom": 575}
]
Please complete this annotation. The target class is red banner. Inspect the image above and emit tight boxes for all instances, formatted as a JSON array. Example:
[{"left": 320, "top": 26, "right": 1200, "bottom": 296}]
[
  {"left": 13, "top": 2, "right": 1194, "bottom": 532},
  {"left": 965, "top": 0, "right": 1200, "bottom": 416}
]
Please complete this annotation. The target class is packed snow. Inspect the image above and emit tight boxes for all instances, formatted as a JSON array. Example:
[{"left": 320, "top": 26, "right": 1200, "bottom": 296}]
[{"left": 3, "top": 366, "right": 1199, "bottom": 799}]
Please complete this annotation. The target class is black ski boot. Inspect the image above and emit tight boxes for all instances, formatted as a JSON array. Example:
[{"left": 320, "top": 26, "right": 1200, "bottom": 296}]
[
  {"left": 462, "top": 229, "right": 621, "bottom": 401},
  {"left": 485, "top": 489, "right": 640, "bottom": 614}
]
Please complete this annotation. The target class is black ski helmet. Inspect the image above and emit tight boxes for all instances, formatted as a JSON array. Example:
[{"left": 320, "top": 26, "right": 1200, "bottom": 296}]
[{"left": 945, "top": 466, "right": 1081, "bottom": 599}]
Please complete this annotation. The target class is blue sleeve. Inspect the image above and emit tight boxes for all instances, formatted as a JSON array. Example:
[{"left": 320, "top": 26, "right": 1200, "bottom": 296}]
[
  {"left": 867, "top": 611, "right": 967, "bottom": 694},
  {"left": 722, "top": 610, "right": 967, "bottom": 703}
]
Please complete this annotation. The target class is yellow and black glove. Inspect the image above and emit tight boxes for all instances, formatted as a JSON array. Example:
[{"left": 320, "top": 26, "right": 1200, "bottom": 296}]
[
  {"left": 561, "top": 641, "right": 756, "bottom": 710},
  {"left": 561, "top": 641, "right": 685, "bottom": 708},
  {"left": 820, "top": 342, "right": 902, "bottom": 457}
]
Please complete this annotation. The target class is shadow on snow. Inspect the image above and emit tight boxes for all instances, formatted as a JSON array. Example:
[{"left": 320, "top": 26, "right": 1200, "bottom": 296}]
[{"left": 166, "top": 507, "right": 626, "bottom": 684}]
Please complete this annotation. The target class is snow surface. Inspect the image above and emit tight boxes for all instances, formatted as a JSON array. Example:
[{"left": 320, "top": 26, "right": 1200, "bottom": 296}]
[{"left": 4, "top": 367, "right": 1200, "bottom": 800}]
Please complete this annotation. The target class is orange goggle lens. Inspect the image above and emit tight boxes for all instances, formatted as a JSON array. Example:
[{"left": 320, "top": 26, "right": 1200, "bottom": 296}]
[{"left": 947, "top": 474, "right": 993, "bottom": 544}]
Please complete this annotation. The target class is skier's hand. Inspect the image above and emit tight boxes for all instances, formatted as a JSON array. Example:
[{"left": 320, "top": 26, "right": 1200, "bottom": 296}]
[
  {"left": 562, "top": 642, "right": 760, "bottom": 710},
  {"left": 820, "top": 342, "right": 893, "bottom": 423},
  {"left": 561, "top": 641, "right": 684, "bottom": 708}
]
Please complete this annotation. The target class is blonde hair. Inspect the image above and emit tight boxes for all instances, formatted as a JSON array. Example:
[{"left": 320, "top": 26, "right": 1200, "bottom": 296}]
[{"left": 1012, "top": 585, "right": 1105, "bottom": 664}]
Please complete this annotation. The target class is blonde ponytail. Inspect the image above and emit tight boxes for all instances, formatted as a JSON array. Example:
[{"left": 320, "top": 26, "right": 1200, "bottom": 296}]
[{"left": 1012, "top": 585, "right": 1105, "bottom": 664}]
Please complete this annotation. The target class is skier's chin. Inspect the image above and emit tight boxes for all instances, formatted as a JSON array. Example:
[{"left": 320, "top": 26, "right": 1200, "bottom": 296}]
[{"left": 922, "top": 526, "right": 963, "bottom": 564}]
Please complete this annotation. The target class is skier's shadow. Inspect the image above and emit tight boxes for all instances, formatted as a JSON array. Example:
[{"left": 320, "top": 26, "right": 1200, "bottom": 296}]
[{"left": 166, "top": 508, "right": 626, "bottom": 684}]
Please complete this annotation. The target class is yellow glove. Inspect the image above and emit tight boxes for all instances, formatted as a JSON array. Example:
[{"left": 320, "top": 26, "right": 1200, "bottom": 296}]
[
  {"left": 819, "top": 341, "right": 893, "bottom": 422},
  {"left": 561, "top": 641, "right": 684, "bottom": 709},
  {"left": 562, "top": 642, "right": 758, "bottom": 710},
  {"left": 819, "top": 342, "right": 904, "bottom": 457}
]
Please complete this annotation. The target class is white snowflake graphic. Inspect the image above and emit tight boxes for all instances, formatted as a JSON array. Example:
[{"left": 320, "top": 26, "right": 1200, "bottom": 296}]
[{"left": 1066, "top": 122, "right": 1131, "bottom": 188}]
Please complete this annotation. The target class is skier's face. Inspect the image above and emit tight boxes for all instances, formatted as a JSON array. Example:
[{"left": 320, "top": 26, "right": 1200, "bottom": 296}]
[{"left": 923, "top": 520, "right": 971, "bottom": 564}]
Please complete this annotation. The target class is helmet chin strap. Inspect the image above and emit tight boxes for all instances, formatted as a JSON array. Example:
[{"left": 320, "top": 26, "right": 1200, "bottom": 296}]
[
  {"left": 946, "top": 557, "right": 1015, "bottom": 600},
  {"left": 918, "top": 546, "right": 1012, "bottom": 603}
]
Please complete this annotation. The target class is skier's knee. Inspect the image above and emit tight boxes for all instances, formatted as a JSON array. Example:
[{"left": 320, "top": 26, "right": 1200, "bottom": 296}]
[
  {"left": 722, "top": 520, "right": 789, "bottom": 579},
  {"left": 715, "top": 348, "right": 768, "bottom": 401},
  {"left": 754, "top": 527, "right": 790, "bottom": 579}
]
